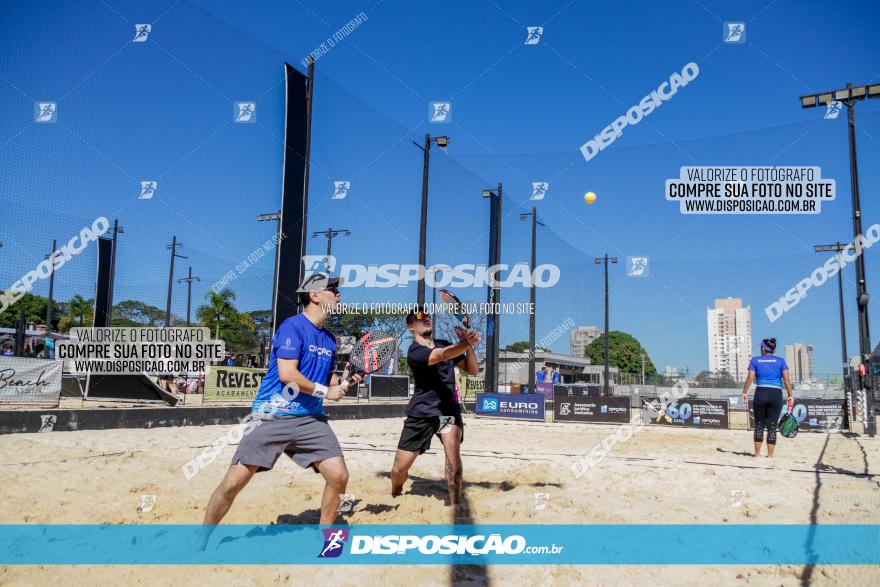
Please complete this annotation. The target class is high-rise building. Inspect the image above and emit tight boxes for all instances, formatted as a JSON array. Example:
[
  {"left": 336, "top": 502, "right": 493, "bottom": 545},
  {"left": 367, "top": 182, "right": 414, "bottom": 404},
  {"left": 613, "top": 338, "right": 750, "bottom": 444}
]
[
  {"left": 785, "top": 343, "right": 814, "bottom": 383},
  {"left": 707, "top": 297, "right": 752, "bottom": 382},
  {"left": 570, "top": 325, "right": 600, "bottom": 359}
]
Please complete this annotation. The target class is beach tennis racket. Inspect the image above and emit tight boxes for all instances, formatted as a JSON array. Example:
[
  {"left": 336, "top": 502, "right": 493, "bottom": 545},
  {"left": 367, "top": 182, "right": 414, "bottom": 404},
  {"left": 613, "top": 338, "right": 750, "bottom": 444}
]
[
  {"left": 779, "top": 409, "right": 799, "bottom": 438},
  {"left": 438, "top": 289, "right": 472, "bottom": 338},
  {"left": 343, "top": 330, "right": 396, "bottom": 386}
]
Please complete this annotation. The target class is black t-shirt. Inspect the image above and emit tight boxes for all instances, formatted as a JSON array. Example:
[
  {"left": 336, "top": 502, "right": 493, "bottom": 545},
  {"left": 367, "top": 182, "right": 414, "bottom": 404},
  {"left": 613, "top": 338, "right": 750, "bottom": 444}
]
[{"left": 406, "top": 338, "right": 463, "bottom": 417}]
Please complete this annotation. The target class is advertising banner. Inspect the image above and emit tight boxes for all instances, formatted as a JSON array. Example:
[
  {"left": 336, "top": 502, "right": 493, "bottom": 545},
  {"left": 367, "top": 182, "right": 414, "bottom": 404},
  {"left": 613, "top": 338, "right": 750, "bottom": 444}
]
[
  {"left": 476, "top": 392, "right": 545, "bottom": 421},
  {"left": 203, "top": 366, "right": 266, "bottom": 402},
  {"left": 463, "top": 375, "right": 485, "bottom": 396},
  {"left": 642, "top": 397, "right": 728, "bottom": 428},
  {"left": 554, "top": 396, "right": 630, "bottom": 423},
  {"left": 534, "top": 382, "right": 554, "bottom": 400},
  {"left": 554, "top": 385, "right": 601, "bottom": 397},
  {"left": 0, "top": 357, "right": 62, "bottom": 405},
  {"left": 748, "top": 398, "right": 845, "bottom": 432}
]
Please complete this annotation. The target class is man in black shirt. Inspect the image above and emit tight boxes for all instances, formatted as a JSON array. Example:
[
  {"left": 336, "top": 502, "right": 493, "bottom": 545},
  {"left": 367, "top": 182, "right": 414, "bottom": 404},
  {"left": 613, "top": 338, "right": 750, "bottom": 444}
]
[{"left": 391, "top": 306, "right": 479, "bottom": 506}]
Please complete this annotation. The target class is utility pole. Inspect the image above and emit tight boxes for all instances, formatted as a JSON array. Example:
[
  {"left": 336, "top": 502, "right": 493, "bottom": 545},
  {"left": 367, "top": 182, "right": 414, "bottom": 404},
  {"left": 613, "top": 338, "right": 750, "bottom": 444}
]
[
  {"left": 165, "top": 236, "right": 187, "bottom": 327},
  {"left": 178, "top": 266, "right": 201, "bottom": 326},
  {"left": 311, "top": 227, "right": 351, "bottom": 258},
  {"left": 45, "top": 239, "right": 57, "bottom": 328}
]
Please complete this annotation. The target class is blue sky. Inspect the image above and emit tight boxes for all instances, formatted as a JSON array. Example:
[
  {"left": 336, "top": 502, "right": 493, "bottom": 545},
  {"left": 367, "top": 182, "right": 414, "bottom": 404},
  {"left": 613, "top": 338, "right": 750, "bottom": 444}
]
[{"left": 1, "top": 0, "right": 879, "bottom": 376}]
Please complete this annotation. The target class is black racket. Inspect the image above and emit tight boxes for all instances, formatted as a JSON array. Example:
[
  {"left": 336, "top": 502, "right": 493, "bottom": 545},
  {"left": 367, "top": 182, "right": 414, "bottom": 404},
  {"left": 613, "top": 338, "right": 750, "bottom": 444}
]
[
  {"left": 438, "top": 289, "right": 472, "bottom": 338},
  {"left": 343, "top": 330, "right": 396, "bottom": 385}
]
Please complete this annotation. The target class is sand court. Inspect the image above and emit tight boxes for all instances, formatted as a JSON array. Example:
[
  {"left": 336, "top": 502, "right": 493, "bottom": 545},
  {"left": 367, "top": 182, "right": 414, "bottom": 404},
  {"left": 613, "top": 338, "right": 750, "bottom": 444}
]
[{"left": 1, "top": 415, "right": 878, "bottom": 585}]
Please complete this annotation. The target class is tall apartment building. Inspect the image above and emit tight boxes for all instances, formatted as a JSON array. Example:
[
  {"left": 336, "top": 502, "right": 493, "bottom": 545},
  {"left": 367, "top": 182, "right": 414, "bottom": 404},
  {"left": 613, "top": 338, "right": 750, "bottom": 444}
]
[
  {"left": 785, "top": 343, "right": 814, "bottom": 383},
  {"left": 570, "top": 325, "right": 601, "bottom": 359},
  {"left": 707, "top": 297, "right": 752, "bottom": 382}
]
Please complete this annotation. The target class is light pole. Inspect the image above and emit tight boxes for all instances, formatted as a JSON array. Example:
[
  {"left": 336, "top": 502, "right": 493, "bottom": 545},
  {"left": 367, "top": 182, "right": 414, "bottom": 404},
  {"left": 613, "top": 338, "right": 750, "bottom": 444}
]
[
  {"left": 178, "top": 266, "right": 201, "bottom": 327},
  {"left": 801, "top": 82, "right": 878, "bottom": 434},
  {"left": 413, "top": 134, "right": 449, "bottom": 306},
  {"left": 520, "top": 208, "right": 545, "bottom": 392},
  {"left": 311, "top": 227, "right": 351, "bottom": 258},
  {"left": 165, "top": 236, "right": 187, "bottom": 327},
  {"left": 482, "top": 185, "right": 503, "bottom": 393},
  {"left": 594, "top": 254, "right": 618, "bottom": 395},
  {"left": 257, "top": 211, "right": 282, "bottom": 329},
  {"left": 107, "top": 220, "right": 124, "bottom": 324},
  {"left": 45, "top": 240, "right": 57, "bottom": 328},
  {"left": 815, "top": 243, "right": 850, "bottom": 386}
]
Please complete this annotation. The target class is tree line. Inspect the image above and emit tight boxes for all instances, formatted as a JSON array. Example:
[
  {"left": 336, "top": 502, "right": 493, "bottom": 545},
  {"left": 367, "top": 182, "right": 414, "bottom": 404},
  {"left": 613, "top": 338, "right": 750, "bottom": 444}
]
[
  {"left": 0, "top": 290, "right": 270, "bottom": 354},
  {"left": 2, "top": 297, "right": 737, "bottom": 383}
]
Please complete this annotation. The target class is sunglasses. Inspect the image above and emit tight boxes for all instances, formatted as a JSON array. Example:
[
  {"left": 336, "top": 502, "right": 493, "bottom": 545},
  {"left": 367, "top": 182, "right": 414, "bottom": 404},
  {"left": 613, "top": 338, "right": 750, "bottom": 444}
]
[
  {"left": 411, "top": 312, "right": 431, "bottom": 321},
  {"left": 325, "top": 286, "right": 340, "bottom": 295}
]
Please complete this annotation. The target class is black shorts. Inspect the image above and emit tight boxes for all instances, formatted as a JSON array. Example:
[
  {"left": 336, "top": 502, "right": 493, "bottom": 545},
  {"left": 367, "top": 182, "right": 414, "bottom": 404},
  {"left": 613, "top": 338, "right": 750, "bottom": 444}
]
[{"left": 397, "top": 415, "right": 464, "bottom": 454}]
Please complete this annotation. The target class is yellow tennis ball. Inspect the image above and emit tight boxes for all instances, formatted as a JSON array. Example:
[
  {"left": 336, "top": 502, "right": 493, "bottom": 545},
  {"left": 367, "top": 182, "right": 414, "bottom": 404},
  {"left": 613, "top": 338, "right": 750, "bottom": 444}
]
[{"left": 584, "top": 191, "right": 597, "bottom": 204}]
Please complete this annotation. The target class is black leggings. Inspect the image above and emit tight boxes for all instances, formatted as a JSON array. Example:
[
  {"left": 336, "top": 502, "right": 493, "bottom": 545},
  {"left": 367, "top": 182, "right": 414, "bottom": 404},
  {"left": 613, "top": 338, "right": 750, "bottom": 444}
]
[{"left": 753, "top": 386, "right": 784, "bottom": 445}]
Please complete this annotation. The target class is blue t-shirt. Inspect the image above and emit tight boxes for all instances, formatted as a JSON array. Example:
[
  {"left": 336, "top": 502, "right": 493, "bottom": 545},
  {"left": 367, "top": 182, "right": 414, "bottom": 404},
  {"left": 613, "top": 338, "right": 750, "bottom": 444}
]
[
  {"left": 552, "top": 371, "right": 561, "bottom": 385},
  {"left": 748, "top": 354, "right": 788, "bottom": 389},
  {"left": 251, "top": 314, "right": 336, "bottom": 417},
  {"left": 536, "top": 371, "right": 546, "bottom": 383}
]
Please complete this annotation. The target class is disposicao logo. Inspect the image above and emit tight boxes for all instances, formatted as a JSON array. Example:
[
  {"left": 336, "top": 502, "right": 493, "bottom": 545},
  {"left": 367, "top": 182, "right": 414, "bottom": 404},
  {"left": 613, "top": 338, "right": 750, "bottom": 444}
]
[
  {"left": 319, "top": 528, "right": 348, "bottom": 558},
  {"left": 349, "top": 533, "right": 527, "bottom": 555},
  {"left": 579, "top": 62, "right": 699, "bottom": 162}
]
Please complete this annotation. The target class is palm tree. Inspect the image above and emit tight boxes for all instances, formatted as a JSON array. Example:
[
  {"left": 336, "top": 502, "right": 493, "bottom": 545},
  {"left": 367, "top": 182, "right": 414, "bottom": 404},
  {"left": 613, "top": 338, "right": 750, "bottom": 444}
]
[
  {"left": 196, "top": 289, "right": 238, "bottom": 339},
  {"left": 67, "top": 294, "right": 94, "bottom": 326},
  {"left": 238, "top": 311, "right": 256, "bottom": 333}
]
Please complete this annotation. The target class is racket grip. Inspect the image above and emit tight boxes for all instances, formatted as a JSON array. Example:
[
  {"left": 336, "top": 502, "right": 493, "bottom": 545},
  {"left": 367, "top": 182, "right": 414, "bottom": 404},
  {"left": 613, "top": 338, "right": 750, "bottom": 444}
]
[{"left": 342, "top": 369, "right": 366, "bottom": 387}]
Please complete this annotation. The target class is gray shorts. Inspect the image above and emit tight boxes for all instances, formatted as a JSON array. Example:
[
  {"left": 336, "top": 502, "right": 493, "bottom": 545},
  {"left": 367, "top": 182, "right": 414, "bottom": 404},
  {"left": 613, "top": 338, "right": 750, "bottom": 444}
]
[{"left": 231, "top": 414, "right": 342, "bottom": 472}]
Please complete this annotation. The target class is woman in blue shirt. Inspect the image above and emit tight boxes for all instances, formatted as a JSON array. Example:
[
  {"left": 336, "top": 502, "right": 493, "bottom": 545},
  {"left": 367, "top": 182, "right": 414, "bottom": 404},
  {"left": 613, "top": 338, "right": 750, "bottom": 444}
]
[{"left": 740, "top": 338, "right": 795, "bottom": 457}]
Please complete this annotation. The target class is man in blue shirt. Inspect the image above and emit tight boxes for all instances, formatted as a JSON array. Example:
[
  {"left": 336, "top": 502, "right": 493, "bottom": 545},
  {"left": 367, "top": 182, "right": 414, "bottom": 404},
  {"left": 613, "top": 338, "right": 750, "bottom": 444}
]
[
  {"left": 551, "top": 367, "right": 561, "bottom": 385},
  {"left": 201, "top": 274, "right": 361, "bottom": 535},
  {"left": 536, "top": 367, "right": 547, "bottom": 384}
]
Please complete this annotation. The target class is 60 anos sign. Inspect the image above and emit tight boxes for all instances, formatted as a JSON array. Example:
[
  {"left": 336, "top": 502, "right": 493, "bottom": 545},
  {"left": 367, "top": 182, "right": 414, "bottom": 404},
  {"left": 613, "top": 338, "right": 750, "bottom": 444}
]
[{"left": 642, "top": 397, "right": 728, "bottom": 429}]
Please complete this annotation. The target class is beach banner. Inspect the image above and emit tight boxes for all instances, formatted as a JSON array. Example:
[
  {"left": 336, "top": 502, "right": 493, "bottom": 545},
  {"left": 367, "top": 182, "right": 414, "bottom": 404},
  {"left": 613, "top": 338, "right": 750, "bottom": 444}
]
[
  {"left": 748, "top": 398, "right": 846, "bottom": 432},
  {"left": 476, "top": 392, "right": 545, "bottom": 421},
  {"left": 642, "top": 397, "right": 728, "bottom": 429},
  {"left": 0, "top": 357, "right": 62, "bottom": 405},
  {"left": 203, "top": 366, "right": 266, "bottom": 402},
  {"left": 554, "top": 396, "right": 630, "bottom": 423}
]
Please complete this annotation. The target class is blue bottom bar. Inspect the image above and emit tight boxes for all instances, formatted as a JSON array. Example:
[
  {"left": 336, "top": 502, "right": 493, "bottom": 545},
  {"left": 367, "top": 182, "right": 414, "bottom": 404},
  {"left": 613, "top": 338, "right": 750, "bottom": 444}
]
[{"left": 0, "top": 524, "right": 877, "bottom": 565}]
